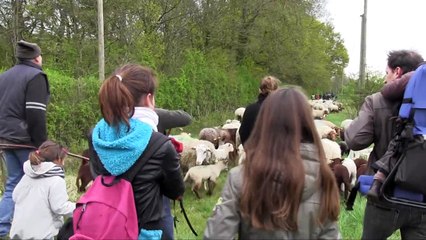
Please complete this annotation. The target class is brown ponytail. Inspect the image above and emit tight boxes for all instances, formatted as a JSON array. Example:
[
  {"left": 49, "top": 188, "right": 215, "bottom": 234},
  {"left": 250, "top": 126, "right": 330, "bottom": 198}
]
[
  {"left": 28, "top": 151, "right": 43, "bottom": 165},
  {"left": 98, "top": 64, "right": 158, "bottom": 129}
]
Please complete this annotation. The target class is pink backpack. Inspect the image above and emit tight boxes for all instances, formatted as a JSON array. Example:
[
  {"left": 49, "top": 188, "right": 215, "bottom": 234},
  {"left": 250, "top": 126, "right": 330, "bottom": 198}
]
[
  {"left": 70, "top": 134, "right": 168, "bottom": 240},
  {"left": 70, "top": 176, "right": 138, "bottom": 239}
]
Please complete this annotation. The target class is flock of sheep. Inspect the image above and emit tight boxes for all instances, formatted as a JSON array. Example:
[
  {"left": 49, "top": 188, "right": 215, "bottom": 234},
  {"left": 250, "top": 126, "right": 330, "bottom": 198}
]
[
  {"left": 73, "top": 98, "right": 373, "bottom": 201},
  {"left": 177, "top": 98, "right": 373, "bottom": 201}
]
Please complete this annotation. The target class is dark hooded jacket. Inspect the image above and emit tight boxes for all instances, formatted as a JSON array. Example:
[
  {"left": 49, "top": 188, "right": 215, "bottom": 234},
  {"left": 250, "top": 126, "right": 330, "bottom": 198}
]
[
  {"left": 89, "top": 119, "right": 184, "bottom": 234},
  {"left": 239, "top": 93, "right": 268, "bottom": 146},
  {"left": 345, "top": 72, "right": 413, "bottom": 174}
]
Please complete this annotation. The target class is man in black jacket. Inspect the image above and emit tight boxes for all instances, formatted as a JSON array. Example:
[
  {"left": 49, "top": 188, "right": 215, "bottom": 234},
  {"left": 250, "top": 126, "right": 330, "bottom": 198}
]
[{"left": 0, "top": 40, "right": 49, "bottom": 236}]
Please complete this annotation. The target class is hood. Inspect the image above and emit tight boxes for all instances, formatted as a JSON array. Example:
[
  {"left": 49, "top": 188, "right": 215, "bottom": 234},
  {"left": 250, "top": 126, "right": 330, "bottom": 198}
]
[
  {"left": 92, "top": 118, "right": 152, "bottom": 176},
  {"left": 299, "top": 143, "right": 321, "bottom": 201},
  {"left": 381, "top": 71, "right": 414, "bottom": 101},
  {"left": 23, "top": 160, "right": 58, "bottom": 178}
]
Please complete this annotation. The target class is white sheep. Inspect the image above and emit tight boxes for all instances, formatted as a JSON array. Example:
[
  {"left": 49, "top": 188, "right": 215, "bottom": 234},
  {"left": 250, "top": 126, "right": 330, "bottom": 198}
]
[
  {"left": 312, "top": 109, "right": 327, "bottom": 119},
  {"left": 342, "top": 157, "right": 357, "bottom": 188},
  {"left": 234, "top": 107, "right": 246, "bottom": 121},
  {"left": 194, "top": 142, "right": 234, "bottom": 166},
  {"left": 316, "top": 125, "right": 337, "bottom": 140},
  {"left": 183, "top": 159, "right": 227, "bottom": 198},
  {"left": 179, "top": 138, "right": 216, "bottom": 174},
  {"left": 214, "top": 143, "right": 234, "bottom": 160},
  {"left": 321, "top": 138, "right": 342, "bottom": 164}
]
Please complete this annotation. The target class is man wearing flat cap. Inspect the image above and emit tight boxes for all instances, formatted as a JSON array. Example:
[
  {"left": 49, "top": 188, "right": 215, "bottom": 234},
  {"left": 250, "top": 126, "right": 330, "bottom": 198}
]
[{"left": 0, "top": 40, "right": 50, "bottom": 236}]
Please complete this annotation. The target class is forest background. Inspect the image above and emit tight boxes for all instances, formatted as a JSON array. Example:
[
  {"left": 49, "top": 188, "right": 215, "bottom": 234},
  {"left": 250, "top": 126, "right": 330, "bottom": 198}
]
[{"left": 0, "top": 0, "right": 382, "bottom": 147}]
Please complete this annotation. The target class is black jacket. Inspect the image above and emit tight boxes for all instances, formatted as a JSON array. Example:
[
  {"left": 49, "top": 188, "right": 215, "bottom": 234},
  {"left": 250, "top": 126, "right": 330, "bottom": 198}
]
[
  {"left": 239, "top": 93, "right": 268, "bottom": 146},
  {"left": 0, "top": 61, "right": 49, "bottom": 147},
  {"left": 89, "top": 132, "right": 185, "bottom": 231}
]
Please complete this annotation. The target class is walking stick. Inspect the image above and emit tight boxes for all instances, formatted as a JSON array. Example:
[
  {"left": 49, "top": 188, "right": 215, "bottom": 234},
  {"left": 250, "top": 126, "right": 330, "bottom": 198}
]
[{"left": 0, "top": 143, "right": 89, "bottom": 161}]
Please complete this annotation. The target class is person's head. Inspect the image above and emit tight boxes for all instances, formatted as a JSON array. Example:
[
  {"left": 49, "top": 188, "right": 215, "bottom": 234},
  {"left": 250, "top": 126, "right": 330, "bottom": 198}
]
[
  {"left": 15, "top": 40, "right": 42, "bottom": 66},
  {"left": 29, "top": 140, "right": 67, "bottom": 166},
  {"left": 259, "top": 75, "right": 280, "bottom": 95},
  {"left": 99, "top": 64, "right": 158, "bottom": 129},
  {"left": 241, "top": 87, "right": 339, "bottom": 231},
  {"left": 385, "top": 50, "right": 423, "bottom": 83}
]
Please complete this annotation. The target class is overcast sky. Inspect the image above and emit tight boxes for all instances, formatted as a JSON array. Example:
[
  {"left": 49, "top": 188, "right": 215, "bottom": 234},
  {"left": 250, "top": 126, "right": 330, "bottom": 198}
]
[{"left": 325, "top": 0, "right": 426, "bottom": 76}]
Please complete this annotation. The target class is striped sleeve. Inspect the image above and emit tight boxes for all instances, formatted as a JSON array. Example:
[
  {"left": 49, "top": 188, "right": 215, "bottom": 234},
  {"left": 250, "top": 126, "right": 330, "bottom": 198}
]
[
  {"left": 25, "top": 73, "right": 49, "bottom": 147},
  {"left": 26, "top": 101, "right": 47, "bottom": 111}
]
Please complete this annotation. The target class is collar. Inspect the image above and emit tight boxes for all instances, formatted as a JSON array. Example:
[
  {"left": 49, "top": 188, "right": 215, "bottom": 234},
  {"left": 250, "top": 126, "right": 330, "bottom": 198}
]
[
  {"left": 17, "top": 60, "right": 42, "bottom": 70},
  {"left": 132, "top": 107, "right": 159, "bottom": 132}
]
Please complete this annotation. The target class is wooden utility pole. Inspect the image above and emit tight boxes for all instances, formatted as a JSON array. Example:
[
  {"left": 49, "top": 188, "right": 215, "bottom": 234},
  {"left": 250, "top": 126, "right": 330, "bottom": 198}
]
[
  {"left": 97, "top": 0, "right": 105, "bottom": 81},
  {"left": 359, "top": 0, "right": 367, "bottom": 87}
]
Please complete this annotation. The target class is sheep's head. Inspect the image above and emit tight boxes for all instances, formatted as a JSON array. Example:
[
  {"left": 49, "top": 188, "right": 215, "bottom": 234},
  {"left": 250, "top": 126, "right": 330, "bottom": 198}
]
[
  {"left": 328, "top": 158, "right": 343, "bottom": 170},
  {"left": 194, "top": 144, "right": 213, "bottom": 165},
  {"left": 327, "top": 130, "right": 337, "bottom": 141},
  {"left": 218, "top": 142, "right": 233, "bottom": 152}
]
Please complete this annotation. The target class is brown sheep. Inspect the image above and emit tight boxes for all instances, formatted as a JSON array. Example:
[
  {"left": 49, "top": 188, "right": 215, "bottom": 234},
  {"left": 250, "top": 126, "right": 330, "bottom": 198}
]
[
  {"left": 76, "top": 149, "right": 93, "bottom": 193},
  {"left": 329, "top": 158, "right": 351, "bottom": 201}
]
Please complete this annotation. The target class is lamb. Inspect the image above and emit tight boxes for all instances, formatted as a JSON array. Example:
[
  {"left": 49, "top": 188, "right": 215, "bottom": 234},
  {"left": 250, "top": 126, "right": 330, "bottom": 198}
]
[
  {"left": 194, "top": 142, "right": 234, "bottom": 166},
  {"left": 321, "top": 138, "right": 342, "bottom": 164},
  {"left": 214, "top": 143, "right": 234, "bottom": 160},
  {"left": 183, "top": 159, "right": 227, "bottom": 198}
]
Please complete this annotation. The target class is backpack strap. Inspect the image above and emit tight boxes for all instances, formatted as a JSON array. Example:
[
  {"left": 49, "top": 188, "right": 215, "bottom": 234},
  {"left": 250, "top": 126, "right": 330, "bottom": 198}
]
[{"left": 123, "top": 132, "right": 170, "bottom": 182}]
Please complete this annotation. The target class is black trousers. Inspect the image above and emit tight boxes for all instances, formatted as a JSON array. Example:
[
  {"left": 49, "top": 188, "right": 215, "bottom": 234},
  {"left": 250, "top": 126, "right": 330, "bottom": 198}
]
[{"left": 362, "top": 199, "right": 426, "bottom": 239}]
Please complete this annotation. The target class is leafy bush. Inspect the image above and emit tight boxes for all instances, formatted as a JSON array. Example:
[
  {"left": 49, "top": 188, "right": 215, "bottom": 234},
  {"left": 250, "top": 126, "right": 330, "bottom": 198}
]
[
  {"left": 338, "top": 75, "right": 383, "bottom": 118},
  {"left": 46, "top": 69, "right": 101, "bottom": 147}
]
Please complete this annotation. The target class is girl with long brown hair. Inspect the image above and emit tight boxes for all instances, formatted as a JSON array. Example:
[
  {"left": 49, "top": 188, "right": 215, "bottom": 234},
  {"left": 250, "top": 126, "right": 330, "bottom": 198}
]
[{"left": 204, "top": 87, "right": 341, "bottom": 239}]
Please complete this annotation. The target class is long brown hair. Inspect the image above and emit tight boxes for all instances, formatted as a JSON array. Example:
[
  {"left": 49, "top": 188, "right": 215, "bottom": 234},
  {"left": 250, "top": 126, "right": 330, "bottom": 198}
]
[
  {"left": 98, "top": 64, "right": 157, "bottom": 129},
  {"left": 241, "top": 87, "right": 340, "bottom": 231}
]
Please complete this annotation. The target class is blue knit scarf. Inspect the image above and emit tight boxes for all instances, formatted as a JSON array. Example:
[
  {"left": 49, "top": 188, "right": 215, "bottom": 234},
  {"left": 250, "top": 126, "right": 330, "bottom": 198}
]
[{"left": 92, "top": 118, "right": 152, "bottom": 176}]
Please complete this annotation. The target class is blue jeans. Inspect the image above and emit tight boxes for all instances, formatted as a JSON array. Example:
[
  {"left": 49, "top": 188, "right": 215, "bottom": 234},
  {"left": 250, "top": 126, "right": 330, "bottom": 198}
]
[
  {"left": 0, "top": 149, "right": 31, "bottom": 236},
  {"left": 161, "top": 196, "right": 174, "bottom": 240},
  {"left": 362, "top": 198, "right": 426, "bottom": 239}
]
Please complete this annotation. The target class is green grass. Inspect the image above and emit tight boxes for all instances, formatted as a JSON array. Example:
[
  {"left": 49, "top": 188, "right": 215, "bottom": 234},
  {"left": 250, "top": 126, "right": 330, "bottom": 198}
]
[{"left": 325, "top": 109, "right": 352, "bottom": 126}]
